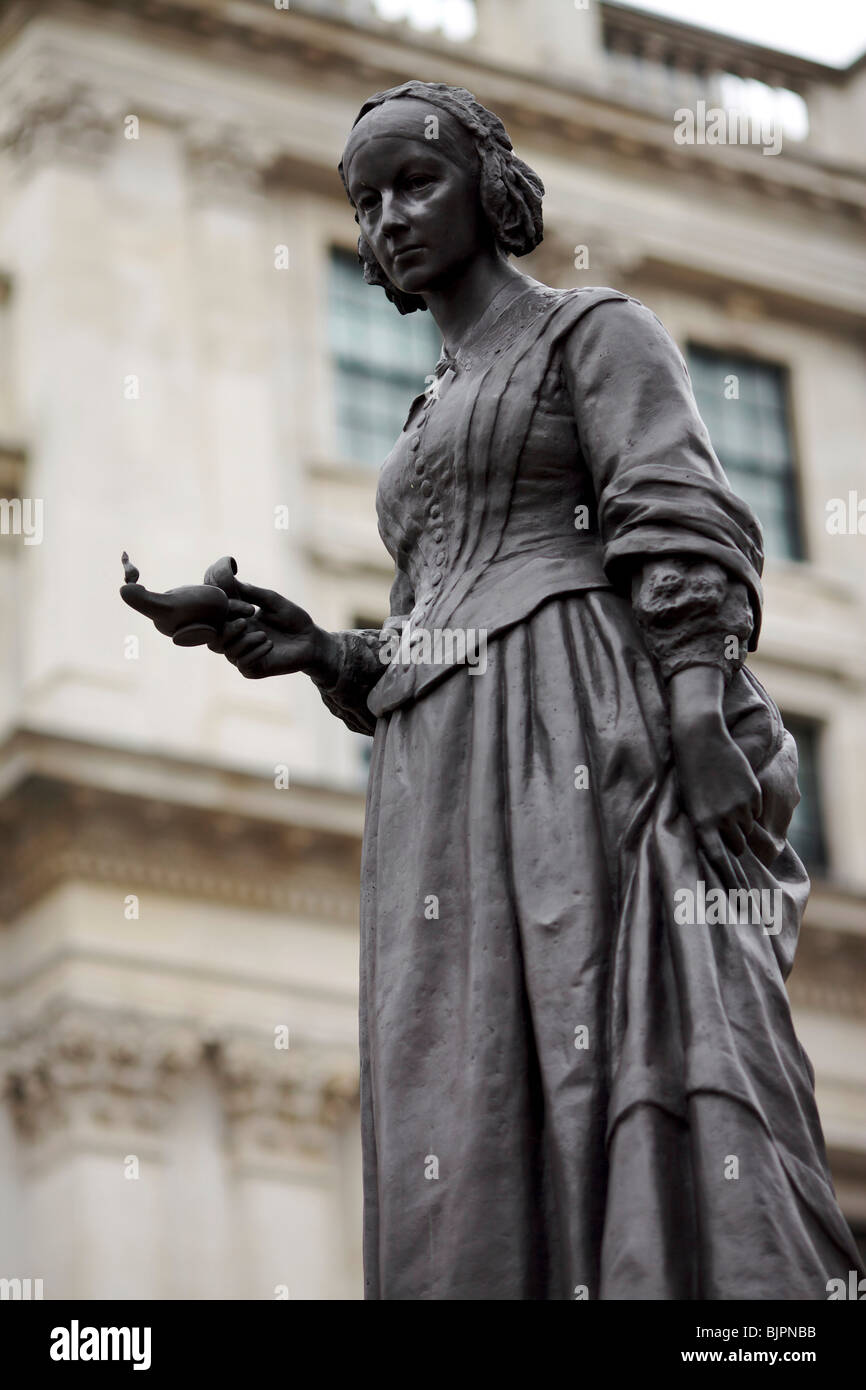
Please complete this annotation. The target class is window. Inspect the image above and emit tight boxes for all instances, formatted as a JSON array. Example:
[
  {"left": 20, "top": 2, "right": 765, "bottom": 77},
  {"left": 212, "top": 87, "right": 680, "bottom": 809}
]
[
  {"left": 783, "top": 715, "right": 829, "bottom": 876},
  {"left": 329, "top": 247, "right": 441, "bottom": 467},
  {"left": 687, "top": 346, "right": 804, "bottom": 562}
]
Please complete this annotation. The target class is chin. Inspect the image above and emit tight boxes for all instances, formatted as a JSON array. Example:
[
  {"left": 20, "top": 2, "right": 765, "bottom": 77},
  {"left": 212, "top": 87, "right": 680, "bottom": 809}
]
[{"left": 390, "top": 267, "right": 433, "bottom": 295}]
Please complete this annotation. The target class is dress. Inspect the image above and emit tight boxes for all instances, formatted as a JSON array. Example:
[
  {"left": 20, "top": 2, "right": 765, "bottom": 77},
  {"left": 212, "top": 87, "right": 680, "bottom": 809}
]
[{"left": 313, "top": 283, "right": 863, "bottom": 1299}]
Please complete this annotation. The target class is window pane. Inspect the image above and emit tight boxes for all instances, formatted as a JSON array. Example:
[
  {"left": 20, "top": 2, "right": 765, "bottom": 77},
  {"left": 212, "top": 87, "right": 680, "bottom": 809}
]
[
  {"left": 329, "top": 247, "right": 441, "bottom": 467},
  {"left": 687, "top": 346, "right": 803, "bottom": 561},
  {"left": 783, "top": 715, "right": 829, "bottom": 876}
]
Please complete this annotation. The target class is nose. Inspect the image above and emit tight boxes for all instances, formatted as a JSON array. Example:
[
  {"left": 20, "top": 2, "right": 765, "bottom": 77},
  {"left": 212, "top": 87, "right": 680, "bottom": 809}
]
[{"left": 380, "top": 190, "right": 409, "bottom": 240}]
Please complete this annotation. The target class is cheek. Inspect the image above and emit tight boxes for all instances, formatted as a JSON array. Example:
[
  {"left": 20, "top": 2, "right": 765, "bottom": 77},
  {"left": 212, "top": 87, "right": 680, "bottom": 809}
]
[
  {"left": 359, "top": 216, "right": 384, "bottom": 248},
  {"left": 408, "top": 188, "right": 470, "bottom": 240},
  {"left": 440, "top": 203, "right": 486, "bottom": 254}
]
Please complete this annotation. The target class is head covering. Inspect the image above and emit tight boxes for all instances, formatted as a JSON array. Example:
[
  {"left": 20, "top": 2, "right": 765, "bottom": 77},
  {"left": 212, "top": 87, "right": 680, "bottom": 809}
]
[
  {"left": 339, "top": 81, "right": 543, "bottom": 259},
  {"left": 341, "top": 96, "right": 480, "bottom": 186}
]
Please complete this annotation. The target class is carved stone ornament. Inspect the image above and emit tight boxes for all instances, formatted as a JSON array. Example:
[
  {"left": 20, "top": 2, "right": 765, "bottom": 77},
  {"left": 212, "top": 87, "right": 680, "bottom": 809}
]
[
  {"left": 0, "top": 76, "right": 121, "bottom": 168},
  {"left": 213, "top": 1033, "right": 359, "bottom": 1160},
  {"left": 0, "top": 1007, "right": 201, "bottom": 1141},
  {"left": 0, "top": 1007, "right": 359, "bottom": 1156}
]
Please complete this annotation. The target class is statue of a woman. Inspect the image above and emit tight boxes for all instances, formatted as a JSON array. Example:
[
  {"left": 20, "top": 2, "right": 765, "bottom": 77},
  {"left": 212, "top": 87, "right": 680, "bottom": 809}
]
[{"left": 127, "top": 81, "right": 863, "bottom": 1300}]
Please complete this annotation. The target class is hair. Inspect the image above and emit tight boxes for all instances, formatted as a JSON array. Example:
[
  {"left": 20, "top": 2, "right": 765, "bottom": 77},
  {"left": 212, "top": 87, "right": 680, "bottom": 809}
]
[{"left": 338, "top": 81, "right": 545, "bottom": 315}]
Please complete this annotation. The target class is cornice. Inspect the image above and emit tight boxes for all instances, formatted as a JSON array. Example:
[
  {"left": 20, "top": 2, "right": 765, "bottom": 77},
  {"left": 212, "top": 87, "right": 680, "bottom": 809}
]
[
  {"left": 788, "top": 918, "right": 866, "bottom": 1021},
  {"left": 0, "top": 727, "right": 366, "bottom": 836},
  {"left": 0, "top": 20, "right": 861, "bottom": 334},
  {"left": 600, "top": 0, "right": 862, "bottom": 86},
  {"left": 0, "top": 730, "right": 364, "bottom": 923},
  {"left": 523, "top": 228, "right": 866, "bottom": 339},
  {"left": 1, "top": 0, "right": 863, "bottom": 224}
]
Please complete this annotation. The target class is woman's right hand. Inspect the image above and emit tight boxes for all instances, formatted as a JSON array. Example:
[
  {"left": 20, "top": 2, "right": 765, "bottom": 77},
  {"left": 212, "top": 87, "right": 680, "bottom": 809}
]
[{"left": 210, "top": 581, "right": 339, "bottom": 684}]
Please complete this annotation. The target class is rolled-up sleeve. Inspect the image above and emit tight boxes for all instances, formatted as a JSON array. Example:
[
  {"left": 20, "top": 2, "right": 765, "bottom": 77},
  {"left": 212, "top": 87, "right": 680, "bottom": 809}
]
[
  {"left": 561, "top": 296, "right": 765, "bottom": 651},
  {"left": 631, "top": 556, "right": 754, "bottom": 683}
]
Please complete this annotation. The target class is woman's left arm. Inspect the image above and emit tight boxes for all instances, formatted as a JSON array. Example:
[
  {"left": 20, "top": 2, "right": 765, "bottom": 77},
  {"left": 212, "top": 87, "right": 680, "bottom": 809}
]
[{"left": 561, "top": 296, "right": 766, "bottom": 855}]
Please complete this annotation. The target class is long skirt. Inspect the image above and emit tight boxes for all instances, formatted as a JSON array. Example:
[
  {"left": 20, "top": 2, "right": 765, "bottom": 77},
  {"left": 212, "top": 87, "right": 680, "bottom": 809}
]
[{"left": 359, "top": 589, "right": 862, "bottom": 1299}]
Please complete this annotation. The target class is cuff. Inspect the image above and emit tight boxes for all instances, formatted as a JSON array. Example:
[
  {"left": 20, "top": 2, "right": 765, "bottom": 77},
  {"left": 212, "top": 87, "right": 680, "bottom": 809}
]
[
  {"left": 310, "top": 630, "right": 385, "bottom": 736},
  {"left": 632, "top": 557, "right": 754, "bottom": 684}
]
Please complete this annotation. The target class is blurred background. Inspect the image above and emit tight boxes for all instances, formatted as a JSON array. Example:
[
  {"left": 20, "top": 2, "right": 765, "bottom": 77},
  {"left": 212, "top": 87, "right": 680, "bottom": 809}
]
[{"left": 0, "top": 0, "right": 864, "bottom": 1298}]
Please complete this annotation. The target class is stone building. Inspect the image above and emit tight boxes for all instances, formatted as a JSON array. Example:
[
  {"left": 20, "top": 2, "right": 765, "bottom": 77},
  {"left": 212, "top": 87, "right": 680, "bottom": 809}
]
[{"left": 0, "top": 0, "right": 863, "bottom": 1297}]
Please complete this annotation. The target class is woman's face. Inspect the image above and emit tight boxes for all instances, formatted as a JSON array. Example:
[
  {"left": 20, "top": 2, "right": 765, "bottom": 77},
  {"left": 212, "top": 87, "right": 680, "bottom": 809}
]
[{"left": 343, "top": 100, "right": 493, "bottom": 296}]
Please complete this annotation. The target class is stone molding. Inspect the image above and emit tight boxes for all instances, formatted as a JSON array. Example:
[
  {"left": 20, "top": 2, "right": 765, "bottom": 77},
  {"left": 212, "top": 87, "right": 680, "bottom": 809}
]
[
  {"left": 0, "top": 73, "right": 121, "bottom": 167},
  {"left": 181, "top": 119, "right": 281, "bottom": 201},
  {"left": 788, "top": 925, "right": 866, "bottom": 1021},
  {"left": 214, "top": 1030, "right": 359, "bottom": 1160},
  {"left": 1, "top": 2, "right": 863, "bottom": 224},
  {"left": 0, "top": 1003, "right": 360, "bottom": 1155},
  {"left": 1, "top": 1005, "right": 202, "bottom": 1140},
  {"left": 0, "top": 764, "right": 362, "bottom": 925}
]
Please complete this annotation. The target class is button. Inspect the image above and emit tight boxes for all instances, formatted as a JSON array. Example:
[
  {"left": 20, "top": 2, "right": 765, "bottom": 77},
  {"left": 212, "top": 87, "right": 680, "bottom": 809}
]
[
  {"left": 414, "top": 459, "right": 425, "bottom": 475},
  {"left": 421, "top": 480, "right": 433, "bottom": 496},
  {"left": 433, "top": 528, "right": 444, "bottom": 542},
  {"left": 410, "top": 437, "right": 420, "bottom": 452},
  {"left": 429, "top": 504, "right": 441, "bottom": 519},
  {"left": 432, "top": 573, "right": 443, "bottom": 586},
  {"left": 435, "top": 551, "right": 445, "bottom": 565}
]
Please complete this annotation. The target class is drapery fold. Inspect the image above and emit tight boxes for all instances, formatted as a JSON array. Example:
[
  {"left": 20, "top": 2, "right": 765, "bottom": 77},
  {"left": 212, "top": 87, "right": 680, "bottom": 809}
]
[{"left": 359, "top": 592, "right": 861, "bottom": 1299}]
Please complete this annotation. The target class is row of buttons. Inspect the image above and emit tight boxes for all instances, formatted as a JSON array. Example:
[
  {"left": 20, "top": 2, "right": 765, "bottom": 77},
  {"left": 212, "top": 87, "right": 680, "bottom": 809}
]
[{"left": 410, "top": 379, "right": 450, "bottom": 622}]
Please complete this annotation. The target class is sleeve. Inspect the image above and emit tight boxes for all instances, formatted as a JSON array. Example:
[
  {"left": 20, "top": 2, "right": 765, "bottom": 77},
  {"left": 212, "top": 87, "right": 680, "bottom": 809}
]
[
  {"left": 561, "top": 295, "right": 765, "bottom": 651},
  {"left": 309, "top": 564, "right": 415, "bottom": 736},
  {"left": 631, "top": 556, "right": 754, "bottom": 684}
]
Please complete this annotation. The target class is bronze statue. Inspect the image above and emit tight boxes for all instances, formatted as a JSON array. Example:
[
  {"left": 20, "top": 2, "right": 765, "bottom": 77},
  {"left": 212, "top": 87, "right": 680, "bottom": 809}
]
[{"left": 122, "top": 80, "right": 863, "bottom": 1300}]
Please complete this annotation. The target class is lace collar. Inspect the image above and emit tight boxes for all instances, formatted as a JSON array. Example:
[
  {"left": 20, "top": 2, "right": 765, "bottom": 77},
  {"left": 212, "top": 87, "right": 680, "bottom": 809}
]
[{"left": 435, "top": 282, "right": 565, "bottom": 376}]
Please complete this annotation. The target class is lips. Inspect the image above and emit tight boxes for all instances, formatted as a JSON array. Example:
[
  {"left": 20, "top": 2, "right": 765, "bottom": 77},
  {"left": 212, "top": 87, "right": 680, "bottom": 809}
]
[{"left": 393, "top": 245, "right": 424, "bottom": 261}]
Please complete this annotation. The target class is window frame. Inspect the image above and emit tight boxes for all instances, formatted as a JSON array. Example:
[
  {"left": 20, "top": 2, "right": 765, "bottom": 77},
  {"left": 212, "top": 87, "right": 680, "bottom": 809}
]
[
  {"left": 686, "top": 340, "right": 808, "bottom": 565},
  {"left": 780, "top": 711, "right": 830, "bottom": 878},
  {"left": 327, "top": 245, "right": 441, "bottom": 470}
]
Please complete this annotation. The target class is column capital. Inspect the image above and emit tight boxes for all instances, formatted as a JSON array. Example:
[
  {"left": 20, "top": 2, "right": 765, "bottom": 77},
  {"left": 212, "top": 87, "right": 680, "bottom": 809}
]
[{"left": 0, "top": 75, "right": 121, "bottom": 171}]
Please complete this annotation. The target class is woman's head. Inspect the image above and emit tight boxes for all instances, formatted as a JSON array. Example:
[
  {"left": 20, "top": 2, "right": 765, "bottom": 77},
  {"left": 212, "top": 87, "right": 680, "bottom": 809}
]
[{"left": 339, "top": 81, "right": 544, "bottom": 313}]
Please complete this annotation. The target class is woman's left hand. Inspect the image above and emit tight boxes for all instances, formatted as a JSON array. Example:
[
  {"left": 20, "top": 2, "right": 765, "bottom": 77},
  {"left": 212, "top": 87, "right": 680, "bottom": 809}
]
[{"left": 668, "top": 666, "right": 763, "bottom": 861}]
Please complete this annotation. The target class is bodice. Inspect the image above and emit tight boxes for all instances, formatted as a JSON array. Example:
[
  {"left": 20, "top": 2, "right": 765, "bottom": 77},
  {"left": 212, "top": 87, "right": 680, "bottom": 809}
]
[{"left": 375, "top": 285, "right": 606, "bottom": 636}]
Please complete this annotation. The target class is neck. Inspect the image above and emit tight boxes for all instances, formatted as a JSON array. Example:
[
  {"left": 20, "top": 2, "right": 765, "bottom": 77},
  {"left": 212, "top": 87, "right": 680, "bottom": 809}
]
[{"left": 421, "top": 250, "right": 528, "bottom": 354}]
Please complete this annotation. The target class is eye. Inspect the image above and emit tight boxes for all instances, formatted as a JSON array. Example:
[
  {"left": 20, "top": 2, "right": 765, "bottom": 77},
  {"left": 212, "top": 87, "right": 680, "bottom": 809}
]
[
  {"left": 356, "top": 192, "right": 380, "bottom": 216},
  {"left": 404, "top": 172, "right": 435, "bottom": 191}
]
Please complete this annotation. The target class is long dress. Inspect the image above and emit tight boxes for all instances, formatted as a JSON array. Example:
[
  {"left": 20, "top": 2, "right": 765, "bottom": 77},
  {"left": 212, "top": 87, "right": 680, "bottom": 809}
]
[{"left": 312, "top": 282, "right": 863, "bottom": 1300}]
